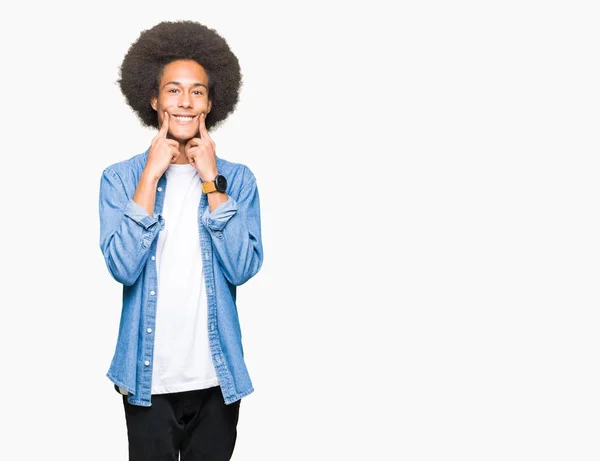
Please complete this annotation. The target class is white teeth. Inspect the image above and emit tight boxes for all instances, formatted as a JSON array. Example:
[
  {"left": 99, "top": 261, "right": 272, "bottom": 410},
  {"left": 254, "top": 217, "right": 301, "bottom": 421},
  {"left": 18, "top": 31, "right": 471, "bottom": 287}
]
[{"left": 174, "top": 116, "right": 193, "bottom": 121}]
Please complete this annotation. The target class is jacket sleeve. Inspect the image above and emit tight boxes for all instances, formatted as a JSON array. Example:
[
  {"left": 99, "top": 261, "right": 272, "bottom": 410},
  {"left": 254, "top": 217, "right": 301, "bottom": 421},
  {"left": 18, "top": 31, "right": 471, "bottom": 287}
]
[
  {"left": 98, "top": 167, "right": 163, "bottom": 286},
  {"left": 201, "top": 177, "right": 263, "bottom": 286}
]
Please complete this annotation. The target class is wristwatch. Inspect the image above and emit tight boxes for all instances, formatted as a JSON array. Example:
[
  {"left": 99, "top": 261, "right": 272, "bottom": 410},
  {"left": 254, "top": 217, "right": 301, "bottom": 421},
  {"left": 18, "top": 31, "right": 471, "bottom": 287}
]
[{"left": 202, "top": 174, "right": 227, "bottom": 194}]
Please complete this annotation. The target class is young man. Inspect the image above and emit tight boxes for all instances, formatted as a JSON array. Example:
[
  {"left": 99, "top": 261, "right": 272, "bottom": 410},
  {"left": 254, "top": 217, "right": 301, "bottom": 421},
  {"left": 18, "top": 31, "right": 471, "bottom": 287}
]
[{"left": 98, "top": 20, "right": 263, "bottom": 460}]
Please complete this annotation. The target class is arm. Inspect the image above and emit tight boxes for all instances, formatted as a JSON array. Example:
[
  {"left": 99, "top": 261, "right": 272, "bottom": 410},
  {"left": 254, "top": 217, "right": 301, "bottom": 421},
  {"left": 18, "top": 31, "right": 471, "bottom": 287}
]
[
  {"left": 98, "top": 167, "right": 163, "bottom": 286},
  {"left": 133, "top": 170, "right": 160, "bottom": 215},
  {"left": 186, "top": 113, "right": 263, "bottom": 285},
  {"left": 99, "top": 113, "right": 179, "bottom": 285},
  {"left": 201, "top": 178, "right": 263, "bottom": 286}
]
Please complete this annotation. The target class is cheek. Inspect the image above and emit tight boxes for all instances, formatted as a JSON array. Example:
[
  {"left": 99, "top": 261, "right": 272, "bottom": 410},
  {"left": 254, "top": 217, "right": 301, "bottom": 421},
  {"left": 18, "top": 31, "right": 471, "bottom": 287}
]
[
  {"left": 159, "top": 95, "right": 177, "bottom": 109},
  {"left": 196, "top": 97, "right": 209, "bottom": 109}
]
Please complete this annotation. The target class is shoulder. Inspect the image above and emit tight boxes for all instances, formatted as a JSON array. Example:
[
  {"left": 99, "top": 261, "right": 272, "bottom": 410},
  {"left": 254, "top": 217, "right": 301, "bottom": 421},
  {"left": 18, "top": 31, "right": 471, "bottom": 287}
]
[
  {"left": 101, "top": 149, "right": 149, "bottom": 181},
  {"left": 216, "top": 156, "right": 257, "bottom": 185}
]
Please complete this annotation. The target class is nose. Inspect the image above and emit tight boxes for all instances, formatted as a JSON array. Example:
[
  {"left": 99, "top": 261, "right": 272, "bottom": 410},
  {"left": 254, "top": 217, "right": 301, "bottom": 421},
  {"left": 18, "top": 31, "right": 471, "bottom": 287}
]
[{"left": 178, "top": 92, "right": 191, "bottom": 108}]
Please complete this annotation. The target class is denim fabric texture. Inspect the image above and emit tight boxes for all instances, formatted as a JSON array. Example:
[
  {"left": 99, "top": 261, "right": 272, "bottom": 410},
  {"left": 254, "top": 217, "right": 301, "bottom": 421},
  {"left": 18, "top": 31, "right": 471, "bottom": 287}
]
[{"left": 99, "top": 148, "right": 263, "bottom": 406}]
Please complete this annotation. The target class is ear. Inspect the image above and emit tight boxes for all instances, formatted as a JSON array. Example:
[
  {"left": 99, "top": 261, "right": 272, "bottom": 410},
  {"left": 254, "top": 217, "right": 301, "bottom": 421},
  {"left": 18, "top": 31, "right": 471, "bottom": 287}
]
[
  {"left": 207, "top": 99, "right": 212, "bottom": 114},
  {"left": 151, "top": 95, "right": 158, "bottom": 111}
]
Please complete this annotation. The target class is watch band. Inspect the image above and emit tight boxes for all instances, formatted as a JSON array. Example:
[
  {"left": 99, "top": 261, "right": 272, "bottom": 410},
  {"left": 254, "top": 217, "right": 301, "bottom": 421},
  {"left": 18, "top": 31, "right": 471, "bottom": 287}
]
[{"left": 202, "top": 181, "right": 217, "bottom": 193}]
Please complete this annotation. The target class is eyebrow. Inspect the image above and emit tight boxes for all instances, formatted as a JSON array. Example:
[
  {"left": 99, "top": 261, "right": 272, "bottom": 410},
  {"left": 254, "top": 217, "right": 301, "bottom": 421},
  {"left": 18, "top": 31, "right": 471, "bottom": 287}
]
[{"left": 163, "top": 81, "right": 208, "bottom": 90}]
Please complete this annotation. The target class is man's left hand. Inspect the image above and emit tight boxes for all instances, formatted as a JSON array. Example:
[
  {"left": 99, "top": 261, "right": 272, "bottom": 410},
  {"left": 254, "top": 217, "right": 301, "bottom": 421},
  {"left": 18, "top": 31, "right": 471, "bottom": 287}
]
[{"left": 185, "top": 112, "right": 218, "bottom": 181}]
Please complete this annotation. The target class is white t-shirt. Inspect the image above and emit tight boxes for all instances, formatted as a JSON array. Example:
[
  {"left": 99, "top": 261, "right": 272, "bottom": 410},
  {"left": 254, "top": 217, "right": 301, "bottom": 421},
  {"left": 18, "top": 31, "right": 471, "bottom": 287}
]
[{"left": 150, "top": 162, "right": 219, "bottom": 394}]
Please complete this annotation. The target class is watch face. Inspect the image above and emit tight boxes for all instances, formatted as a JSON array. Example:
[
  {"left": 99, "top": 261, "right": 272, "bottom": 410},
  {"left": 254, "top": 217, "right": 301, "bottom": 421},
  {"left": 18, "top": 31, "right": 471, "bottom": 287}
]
[{"left": 215, "top": 175, "right": 227, "bottom": 192}]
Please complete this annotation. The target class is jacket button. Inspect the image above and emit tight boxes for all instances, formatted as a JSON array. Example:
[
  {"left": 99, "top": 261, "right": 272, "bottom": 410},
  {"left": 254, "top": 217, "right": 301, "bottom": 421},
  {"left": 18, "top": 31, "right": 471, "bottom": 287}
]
[{"left": 144, "top": 360, "right": 150, "bottom": 366}]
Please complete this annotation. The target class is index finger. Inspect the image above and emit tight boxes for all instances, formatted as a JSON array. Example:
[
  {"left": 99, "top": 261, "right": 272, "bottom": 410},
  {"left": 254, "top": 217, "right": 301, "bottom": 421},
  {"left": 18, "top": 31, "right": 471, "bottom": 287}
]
[
  {"left": 198, "top": 112, "right": 210, "bottom": 139},
  {"left": 157, "top": 111, "right": 169, "bottom": 138}
]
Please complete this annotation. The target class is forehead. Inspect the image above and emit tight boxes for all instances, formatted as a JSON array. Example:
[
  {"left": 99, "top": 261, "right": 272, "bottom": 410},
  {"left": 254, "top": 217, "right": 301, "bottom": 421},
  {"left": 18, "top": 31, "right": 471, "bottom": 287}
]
[{"left": 160, "top": 59, "right": 209, "bottom": 86}]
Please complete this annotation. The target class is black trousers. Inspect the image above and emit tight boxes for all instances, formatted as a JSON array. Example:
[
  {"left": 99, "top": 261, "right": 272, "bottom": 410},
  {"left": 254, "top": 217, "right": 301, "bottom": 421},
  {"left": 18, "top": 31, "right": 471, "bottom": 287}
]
[{"left": 122, "top": 386, "right": 241, "bottom": 461}]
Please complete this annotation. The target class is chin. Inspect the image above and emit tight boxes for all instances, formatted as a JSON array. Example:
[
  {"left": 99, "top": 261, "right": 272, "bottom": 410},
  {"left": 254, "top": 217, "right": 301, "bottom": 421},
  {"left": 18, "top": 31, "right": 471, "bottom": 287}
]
[{"left": 170, "top": 130, "right": 196, "bottom": 142}]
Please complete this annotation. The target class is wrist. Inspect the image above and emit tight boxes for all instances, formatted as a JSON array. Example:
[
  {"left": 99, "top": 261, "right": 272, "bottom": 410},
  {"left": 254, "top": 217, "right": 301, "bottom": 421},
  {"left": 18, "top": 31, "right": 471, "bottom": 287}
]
[
  {"left": 202, "top": 173, "right": 227, "bottom": 194},
  {"left": 200, "top": 170, "right": 219, "bottom": 183},
  {"left": 141, "top": 169, "right": 161, "bottom": 183}
]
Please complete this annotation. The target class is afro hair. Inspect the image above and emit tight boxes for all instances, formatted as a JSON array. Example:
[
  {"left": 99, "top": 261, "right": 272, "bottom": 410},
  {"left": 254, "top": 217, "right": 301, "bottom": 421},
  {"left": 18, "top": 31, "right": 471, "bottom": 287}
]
[{"left": 118, "top": 20, "right": 242, "bottom": 131}]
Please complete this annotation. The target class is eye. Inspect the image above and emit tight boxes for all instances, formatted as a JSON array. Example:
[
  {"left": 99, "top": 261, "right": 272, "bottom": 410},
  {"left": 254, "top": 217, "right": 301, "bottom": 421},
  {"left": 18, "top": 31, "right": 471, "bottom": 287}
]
[
  {"left": 193, "top": 90, "right": 204, "bottom": 96},
  {"left": 168, "top": 88, "right": 179, "bottom": 93}
]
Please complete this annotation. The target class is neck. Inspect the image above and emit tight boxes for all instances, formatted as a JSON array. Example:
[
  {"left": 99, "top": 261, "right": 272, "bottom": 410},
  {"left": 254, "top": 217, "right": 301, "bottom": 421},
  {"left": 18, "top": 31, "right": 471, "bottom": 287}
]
[{"left": 173, "top": 143, "right": 191, "bottom": 164}]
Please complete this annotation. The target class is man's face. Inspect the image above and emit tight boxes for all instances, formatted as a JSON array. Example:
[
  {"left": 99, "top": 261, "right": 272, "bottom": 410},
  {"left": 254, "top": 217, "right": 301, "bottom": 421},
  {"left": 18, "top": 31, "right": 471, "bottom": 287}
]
[{"left": 151, "top": 59, "right": 212, "bottom": 142}]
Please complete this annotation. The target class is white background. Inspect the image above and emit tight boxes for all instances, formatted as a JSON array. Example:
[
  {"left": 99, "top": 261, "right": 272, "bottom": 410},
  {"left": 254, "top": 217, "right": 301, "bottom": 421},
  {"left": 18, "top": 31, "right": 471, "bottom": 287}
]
[{"left": 1, "top": 1, "right": 599, "bottom": 459}]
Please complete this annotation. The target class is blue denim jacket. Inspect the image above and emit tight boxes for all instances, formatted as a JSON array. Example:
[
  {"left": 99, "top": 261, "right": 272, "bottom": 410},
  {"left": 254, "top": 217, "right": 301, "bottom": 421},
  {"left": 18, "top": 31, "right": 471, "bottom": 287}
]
[{"left": 98, "top": 148, "right": 263, "bottom": 406}]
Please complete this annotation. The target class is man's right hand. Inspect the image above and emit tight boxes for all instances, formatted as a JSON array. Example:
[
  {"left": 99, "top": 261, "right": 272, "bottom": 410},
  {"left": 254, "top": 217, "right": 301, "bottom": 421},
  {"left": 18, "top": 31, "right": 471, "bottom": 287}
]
[{"left": 144, "top": 112, "right": 180, "bottom": 179}]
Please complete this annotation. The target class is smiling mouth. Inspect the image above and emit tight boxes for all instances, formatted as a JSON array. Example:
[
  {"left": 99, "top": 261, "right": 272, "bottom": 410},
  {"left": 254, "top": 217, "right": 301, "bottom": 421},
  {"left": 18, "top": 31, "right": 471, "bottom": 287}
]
[{"left": 172, "top": 115, "right": 197, "bottom": 124}]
